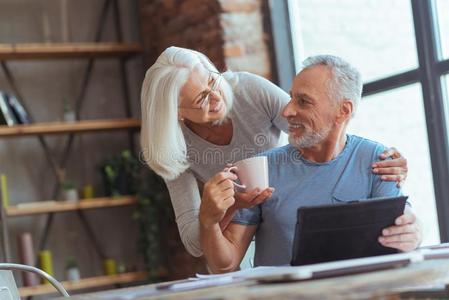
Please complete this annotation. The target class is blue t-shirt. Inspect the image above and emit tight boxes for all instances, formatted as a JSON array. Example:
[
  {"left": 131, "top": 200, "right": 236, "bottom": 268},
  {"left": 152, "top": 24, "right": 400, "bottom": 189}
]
[{"left": 232, "top": 135, "right": 402, "bottom": 266}]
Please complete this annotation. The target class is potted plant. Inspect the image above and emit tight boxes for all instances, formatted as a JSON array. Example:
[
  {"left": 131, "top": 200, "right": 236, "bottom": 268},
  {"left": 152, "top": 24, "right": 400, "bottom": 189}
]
[
  {"left": 60, "top": 181, "right": 78, "bottom": 202},
  {"left": 101, "top": 150, "right": 173, "bottom": 281},
  {"left": 133, "top": 166, "right": 173, "bottom": 280},
  {"left": 65, "top": 256, "right": 80, "bottom": 281},
  {"left": 100, "top": 150, "right": 140, "bottom": 197}
]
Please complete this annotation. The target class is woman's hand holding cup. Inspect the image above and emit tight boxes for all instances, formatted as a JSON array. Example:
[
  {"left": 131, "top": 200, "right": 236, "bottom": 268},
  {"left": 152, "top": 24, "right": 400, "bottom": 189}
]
[
  {"left": 223, "top": 156, "right": 274, "bottom": 209},
  {"left": 199, "top": 171, "right": 237, "bottom": 229}
]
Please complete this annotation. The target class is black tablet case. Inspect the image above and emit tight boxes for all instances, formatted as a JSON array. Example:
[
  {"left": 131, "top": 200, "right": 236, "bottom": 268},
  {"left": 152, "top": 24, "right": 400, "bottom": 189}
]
[{"left": 291, "top": 196, "right": 408, "bottom": 266}]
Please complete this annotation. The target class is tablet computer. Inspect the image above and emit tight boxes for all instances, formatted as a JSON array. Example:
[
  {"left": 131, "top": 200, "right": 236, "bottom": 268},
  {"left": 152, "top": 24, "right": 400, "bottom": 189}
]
[{"left": 291, "top": 196, "right": 408, "bottom": 266}]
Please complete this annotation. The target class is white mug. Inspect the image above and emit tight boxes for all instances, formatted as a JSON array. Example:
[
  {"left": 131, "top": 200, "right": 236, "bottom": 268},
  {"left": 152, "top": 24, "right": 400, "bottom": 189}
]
[{"left": 225, "top": 156, "right": 269, "bottom": 191}]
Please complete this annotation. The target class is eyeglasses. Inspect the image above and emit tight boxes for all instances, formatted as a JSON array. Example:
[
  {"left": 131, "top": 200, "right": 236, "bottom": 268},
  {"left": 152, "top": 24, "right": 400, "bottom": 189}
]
[{"left": 179, "top": 71, "right": 222, "bottom": 111}]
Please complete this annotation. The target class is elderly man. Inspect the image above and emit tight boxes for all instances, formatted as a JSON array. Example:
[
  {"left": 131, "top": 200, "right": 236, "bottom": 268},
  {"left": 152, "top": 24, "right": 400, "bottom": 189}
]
[{"left": 199, "top": 55, "right": 422, "bottom": 273}]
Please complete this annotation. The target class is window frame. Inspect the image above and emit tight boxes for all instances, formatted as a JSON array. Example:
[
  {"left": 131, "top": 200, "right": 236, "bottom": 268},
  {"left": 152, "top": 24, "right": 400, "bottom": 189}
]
[{"left": 268, "top": 0, "right": 449, "bottom": 242}]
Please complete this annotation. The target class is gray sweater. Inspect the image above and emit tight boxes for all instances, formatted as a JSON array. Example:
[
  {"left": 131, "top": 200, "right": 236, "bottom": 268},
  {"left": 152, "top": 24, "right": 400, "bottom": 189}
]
[{"left": 165, "top": 72, "right": 289, "bottom": 256}]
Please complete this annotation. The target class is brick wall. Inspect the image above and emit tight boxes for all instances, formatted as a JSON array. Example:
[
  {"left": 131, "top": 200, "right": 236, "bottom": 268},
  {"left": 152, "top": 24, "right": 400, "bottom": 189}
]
[
  {"left": 139, "top": 0, "right": 272, "bottom": 79},
  {"left": 220, "top": 0, "right": 272, "bottom": 78}
]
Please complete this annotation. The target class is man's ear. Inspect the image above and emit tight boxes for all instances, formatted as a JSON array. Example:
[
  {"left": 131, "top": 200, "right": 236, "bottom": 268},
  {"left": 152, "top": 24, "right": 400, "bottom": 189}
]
[{"left": 336, "top": 100, "right": 353, "bottom": 124}]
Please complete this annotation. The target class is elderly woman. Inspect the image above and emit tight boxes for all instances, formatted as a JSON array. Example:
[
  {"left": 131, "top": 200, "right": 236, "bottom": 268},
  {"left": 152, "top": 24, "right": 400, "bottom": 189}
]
[{"left": 140, "top": 46, "right": 408, "bottom": 257}]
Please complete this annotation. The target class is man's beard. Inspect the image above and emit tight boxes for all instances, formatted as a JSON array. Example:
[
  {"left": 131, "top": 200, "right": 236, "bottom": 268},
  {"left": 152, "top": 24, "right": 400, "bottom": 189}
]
[{"left": 288, "top": 123, "right": 332, "bottom": 149}]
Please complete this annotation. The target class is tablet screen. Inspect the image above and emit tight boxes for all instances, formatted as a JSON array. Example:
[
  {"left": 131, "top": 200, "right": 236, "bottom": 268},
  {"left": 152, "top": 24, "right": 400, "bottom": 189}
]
[{"left": 291, "top": 196, "right": 408, "bottom": 266}]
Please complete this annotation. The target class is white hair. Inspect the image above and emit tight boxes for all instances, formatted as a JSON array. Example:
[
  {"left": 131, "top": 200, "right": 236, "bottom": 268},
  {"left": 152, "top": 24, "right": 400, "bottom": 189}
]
[
  {"left": 302, "top": 55, "right": 362, "bottom": 113},
  {"left": 140, "top": 46, "right": 236, "bottom": 180}
]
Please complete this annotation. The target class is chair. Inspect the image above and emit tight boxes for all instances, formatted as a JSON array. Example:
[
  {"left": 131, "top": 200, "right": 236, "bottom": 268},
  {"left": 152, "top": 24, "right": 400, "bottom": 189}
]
[{"left": 0, "top": 263, "right": 69, "bottom": 299}]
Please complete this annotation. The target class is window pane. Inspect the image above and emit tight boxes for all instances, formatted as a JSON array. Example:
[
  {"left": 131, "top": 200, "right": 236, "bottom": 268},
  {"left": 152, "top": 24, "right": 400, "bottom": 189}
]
[
  {"left": 291, "top": 0, "right": 418, "bottom": 82},
  {"left": 348, "top": 84, "right": 440, "bottom": 246},
  {"left": 435, "top": 0, "right": 449, "bottom": 59}
]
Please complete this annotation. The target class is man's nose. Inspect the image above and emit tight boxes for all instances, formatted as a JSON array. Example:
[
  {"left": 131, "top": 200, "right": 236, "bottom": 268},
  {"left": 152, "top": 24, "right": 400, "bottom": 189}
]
[{"left": 282, "top": 99, "right": 295, "bottom": 118}]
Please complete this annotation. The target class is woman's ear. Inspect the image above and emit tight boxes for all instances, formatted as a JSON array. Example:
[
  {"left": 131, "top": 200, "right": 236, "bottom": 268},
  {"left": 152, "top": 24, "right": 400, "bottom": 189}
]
[{"left": 336, "top": 99, "right": 353, "bottom": 124}]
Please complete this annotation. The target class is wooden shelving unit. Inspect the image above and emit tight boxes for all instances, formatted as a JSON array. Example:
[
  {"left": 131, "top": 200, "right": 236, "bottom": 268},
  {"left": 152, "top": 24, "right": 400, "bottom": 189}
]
[
  {"left": 5, "top": 196, "right": 137, "bottom": 217},
  {"left": 0, "top": 1, "right": 150, "bottom": 297},
  {"left": 0, "top": 119, "right": 141, "bottom": 137},
  {"left": 19, "top": 271, "right": 149, "bottom": 297},
  {"left": 0, "top": 42, "right": 142, "bottom": 60}
]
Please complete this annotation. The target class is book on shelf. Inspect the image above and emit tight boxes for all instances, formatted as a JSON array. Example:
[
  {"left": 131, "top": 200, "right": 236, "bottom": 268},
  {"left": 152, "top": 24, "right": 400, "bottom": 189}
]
[
  {"left": 0, "top": 91, "right": 18, "bottom": 126},
  {"left": 0, "top": 104, "right": 6, "bottom": 125},
  {"left": 5, "top": 92, "right": 31, "bottom": 124}
]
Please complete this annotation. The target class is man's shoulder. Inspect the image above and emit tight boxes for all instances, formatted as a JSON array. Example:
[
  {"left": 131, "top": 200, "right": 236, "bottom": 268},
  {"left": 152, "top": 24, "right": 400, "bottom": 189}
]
[{"left": 349, "top": 134, "right": 387, "bottom": 158}]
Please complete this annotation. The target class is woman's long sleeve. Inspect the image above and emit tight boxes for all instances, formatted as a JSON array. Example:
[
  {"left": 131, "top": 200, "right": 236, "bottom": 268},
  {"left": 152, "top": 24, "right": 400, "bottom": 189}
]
[{"left": 165, "top": 170, "right": 203, "bottom": 257}]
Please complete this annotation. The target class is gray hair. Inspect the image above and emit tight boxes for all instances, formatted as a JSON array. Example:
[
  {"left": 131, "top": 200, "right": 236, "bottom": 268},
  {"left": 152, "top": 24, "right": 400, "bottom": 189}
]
[{"left": 302, "top": 55, "right": 362, "bottom": 113}]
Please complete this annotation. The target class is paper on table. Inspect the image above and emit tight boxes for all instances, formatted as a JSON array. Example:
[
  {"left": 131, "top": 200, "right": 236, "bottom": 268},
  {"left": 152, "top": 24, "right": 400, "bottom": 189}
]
[
  {"left": 196, "top": 266, "right": 312, "bottom": 281},
  {"left": 163, "top": 275, "right": 237, "bottom": 291},
  {"left": 95, "top": 248, "right": 449, "bottom": 300},
  {"left": 196, "top": 250, "right": 433, "bottom": 282},
  {"left": 196, "top": 266, "right": 285, "bottom": 279}
]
